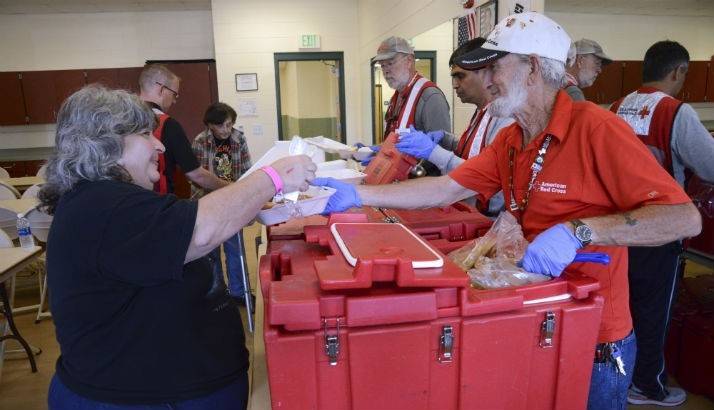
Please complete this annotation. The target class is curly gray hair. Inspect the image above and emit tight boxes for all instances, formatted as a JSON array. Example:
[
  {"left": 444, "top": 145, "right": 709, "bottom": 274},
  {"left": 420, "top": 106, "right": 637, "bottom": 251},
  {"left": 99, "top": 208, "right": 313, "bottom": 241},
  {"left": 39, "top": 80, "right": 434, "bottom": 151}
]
[{"left": 39, "top": 85, "right": 156, "bottom": 213}]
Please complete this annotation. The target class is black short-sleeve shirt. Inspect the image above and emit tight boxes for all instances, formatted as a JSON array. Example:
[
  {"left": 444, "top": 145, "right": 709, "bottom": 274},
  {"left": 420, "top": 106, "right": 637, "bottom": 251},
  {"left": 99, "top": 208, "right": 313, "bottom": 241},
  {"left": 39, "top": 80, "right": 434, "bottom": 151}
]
[
  {"left": 46, "top": 180, "right": 248, "bottom": 404},
  {"left": 147, "top": 102, "right": 200, "bottom": 193}
]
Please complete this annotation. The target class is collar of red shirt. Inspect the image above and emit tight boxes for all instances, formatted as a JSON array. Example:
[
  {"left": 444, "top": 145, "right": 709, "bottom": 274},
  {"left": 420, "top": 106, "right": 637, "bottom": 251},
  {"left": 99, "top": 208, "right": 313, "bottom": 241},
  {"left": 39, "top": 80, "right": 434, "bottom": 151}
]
[{"left": 506, "top": 90, "right": 572, "bottom": 152}]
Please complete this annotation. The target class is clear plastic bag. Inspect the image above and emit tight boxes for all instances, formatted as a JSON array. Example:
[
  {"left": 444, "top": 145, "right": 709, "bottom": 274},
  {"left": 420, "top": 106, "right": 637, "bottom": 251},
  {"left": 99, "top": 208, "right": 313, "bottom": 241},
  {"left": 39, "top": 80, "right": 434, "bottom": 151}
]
[{"left": 448, "top": 212, "right": 551, "bottom": 289}]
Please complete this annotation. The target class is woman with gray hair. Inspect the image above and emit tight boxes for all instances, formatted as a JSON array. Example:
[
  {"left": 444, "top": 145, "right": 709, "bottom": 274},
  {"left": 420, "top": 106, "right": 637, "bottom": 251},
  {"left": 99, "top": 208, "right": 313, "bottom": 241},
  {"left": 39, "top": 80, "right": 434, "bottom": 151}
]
[{"left": 41, "top": 85, "right": 316, "bottom": 409}]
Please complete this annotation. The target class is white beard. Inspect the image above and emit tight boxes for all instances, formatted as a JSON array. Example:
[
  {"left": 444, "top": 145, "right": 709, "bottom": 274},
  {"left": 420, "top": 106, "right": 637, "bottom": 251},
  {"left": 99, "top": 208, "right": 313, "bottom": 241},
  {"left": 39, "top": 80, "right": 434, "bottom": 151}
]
[{"left": 488, "top": 69, "right": 528, "bottom": 118}]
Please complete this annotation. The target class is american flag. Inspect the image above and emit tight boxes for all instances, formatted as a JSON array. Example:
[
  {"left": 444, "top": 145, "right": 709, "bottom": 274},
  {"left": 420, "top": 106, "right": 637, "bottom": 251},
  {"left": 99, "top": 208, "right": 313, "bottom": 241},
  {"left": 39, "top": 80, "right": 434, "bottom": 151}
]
[{"left": 457, "top": 11, "right": 478, "bottom": 47}]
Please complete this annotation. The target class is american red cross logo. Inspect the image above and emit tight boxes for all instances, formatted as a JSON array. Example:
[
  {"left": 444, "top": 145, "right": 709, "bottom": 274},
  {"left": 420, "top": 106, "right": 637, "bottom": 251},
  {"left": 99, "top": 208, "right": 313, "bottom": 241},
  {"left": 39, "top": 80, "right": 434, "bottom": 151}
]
[{"left": 638, "top": 105, "right": 651, "bottom": 119}]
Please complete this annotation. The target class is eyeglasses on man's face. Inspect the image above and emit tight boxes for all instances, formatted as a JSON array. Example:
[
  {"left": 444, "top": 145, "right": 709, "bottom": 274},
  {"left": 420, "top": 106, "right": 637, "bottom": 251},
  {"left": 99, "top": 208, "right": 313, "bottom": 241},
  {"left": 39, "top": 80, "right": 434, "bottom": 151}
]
[{"left": 156, "top": 81, "right": 179, "bottom": 100}]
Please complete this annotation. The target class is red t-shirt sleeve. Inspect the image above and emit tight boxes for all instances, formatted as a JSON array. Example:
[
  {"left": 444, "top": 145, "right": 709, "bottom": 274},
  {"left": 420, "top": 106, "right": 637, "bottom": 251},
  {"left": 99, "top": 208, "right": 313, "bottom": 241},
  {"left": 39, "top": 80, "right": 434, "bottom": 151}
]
[
  {"left": 448, "top": 137, "right": 503, "bottom": 201},
  {"left": 588, "top": 115, "right": 691, "bottom": 209}
]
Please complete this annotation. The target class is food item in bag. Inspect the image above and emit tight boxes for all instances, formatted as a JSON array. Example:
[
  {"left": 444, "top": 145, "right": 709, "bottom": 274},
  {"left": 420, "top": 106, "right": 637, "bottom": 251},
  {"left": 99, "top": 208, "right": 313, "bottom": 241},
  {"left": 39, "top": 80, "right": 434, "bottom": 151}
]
[
  {"left": 262, "top": 194, "right": 313, "bottom": 210},
  {"left": 448, "top": 212, "right": 551, "bottom": 289}
]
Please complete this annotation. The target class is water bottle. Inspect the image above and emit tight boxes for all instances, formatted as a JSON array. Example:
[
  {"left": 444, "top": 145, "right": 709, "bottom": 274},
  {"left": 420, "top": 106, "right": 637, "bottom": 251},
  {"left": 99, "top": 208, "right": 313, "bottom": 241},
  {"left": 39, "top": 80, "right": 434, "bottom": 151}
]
[{"left": 17, "top": 213, "right": 35, "bottom": 249}]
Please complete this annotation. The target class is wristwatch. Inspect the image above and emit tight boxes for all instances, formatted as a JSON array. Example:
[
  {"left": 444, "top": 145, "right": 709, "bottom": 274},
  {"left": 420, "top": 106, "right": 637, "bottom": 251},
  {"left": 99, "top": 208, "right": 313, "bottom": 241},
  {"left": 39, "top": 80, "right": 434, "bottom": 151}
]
[{"left": 570, "top": 219, "right": 593, "bottom": 247}]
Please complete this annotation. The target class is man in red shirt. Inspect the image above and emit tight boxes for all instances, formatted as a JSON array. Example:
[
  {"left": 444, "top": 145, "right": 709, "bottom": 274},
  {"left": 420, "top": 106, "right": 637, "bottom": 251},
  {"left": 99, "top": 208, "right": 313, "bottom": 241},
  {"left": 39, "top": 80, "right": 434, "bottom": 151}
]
[{"left": 314, "top": 12, "right": 701, "bottom": 410}]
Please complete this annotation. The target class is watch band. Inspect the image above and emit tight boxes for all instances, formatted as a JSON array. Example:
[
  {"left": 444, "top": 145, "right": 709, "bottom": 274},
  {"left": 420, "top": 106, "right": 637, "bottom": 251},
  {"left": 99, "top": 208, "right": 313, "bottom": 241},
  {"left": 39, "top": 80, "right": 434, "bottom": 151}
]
[{"left": 570, "top": 219, "right": 593, "bottom": 247}]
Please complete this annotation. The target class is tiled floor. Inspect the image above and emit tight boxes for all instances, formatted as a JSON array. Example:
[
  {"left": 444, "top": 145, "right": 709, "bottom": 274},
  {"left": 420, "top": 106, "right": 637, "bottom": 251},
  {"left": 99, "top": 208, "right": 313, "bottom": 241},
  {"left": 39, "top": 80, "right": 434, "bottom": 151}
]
[{"left": 1, "top": 229, "right": 713, "bottom": 409}]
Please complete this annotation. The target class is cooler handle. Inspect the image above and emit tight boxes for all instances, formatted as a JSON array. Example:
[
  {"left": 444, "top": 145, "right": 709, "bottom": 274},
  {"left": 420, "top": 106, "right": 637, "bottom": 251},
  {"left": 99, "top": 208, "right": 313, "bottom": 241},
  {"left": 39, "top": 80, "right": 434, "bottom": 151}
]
[{"left": 573, "top": 252, "right": 610, "bottom": 265}]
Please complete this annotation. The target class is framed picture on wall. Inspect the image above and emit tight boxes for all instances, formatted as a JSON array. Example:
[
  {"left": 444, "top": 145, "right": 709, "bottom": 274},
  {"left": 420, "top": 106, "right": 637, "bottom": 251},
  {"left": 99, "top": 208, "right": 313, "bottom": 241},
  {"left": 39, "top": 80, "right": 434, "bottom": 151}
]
[
  {"left": 479, "top": 1, "right": 497, "bottom": 37},
  {"left": 235, "top": 73, "right": 258, "bottom": 92}
]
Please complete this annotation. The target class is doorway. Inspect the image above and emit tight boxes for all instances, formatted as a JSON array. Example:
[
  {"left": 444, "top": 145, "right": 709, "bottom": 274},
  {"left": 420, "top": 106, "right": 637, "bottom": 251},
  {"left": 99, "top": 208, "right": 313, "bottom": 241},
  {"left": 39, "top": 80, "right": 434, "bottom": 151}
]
[
  {"left": 274, "top": 52, "right": 346, "bottom": 143},
  {"left": 370, "top": 51, "right": 436, "bottom": 144}
]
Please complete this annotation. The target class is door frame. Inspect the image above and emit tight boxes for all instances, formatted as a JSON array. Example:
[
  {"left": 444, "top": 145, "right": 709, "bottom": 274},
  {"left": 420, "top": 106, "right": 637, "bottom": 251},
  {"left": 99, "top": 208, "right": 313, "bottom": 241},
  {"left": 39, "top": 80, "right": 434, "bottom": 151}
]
[
  {"left": 370, "top": 51, "right": 437, "bottom": 144},
  {"left": 273, "top": 52, "right": 346, "bottom": 143}
]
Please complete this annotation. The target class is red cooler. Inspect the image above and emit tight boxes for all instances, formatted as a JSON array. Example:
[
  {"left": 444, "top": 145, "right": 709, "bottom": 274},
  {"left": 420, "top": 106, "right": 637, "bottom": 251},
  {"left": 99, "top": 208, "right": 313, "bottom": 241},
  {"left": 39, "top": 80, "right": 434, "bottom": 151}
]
[
  {"left": 260, "top": 214, "right": 604, "bottom": 410},
  {"left": 363, "top": 132, "right": 418, "bottom": 185}
]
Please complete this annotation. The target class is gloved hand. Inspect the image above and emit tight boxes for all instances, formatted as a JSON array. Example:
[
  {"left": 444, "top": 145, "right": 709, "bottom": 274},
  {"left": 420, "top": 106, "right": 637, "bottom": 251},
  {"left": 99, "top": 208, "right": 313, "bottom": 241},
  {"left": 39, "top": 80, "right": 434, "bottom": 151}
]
[
  {"left": 311, "top": 177, "right": 363, "bottom": 214},
  {"left": 354, "top": 143, "right": 380, "bottom": 166},
  {"left": 519, "top": 224, "right": 583, "bottom": 277},
  {"left": 394, "top": 126, "right": 444, "bottom": 159}
]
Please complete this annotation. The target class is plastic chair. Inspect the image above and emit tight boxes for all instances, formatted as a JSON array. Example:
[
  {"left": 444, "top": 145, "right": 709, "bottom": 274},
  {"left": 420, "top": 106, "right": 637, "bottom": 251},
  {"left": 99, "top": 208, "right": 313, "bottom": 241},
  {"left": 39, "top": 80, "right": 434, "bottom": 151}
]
[
  {"left": 0, "top": 167, "right": 9, "bottom": 179},
  {"left": 0, "top": 182, "right": 20, "bottom": 200},
  {"left": 36, "top": 164, "right": 47, "bottom": 179},
  {"left": 0, "top": 207, "right": 17, "bottom": 241},
  {"left": 25, "top": 206, "right": 52, "bottom": 322},
  {"left": 21, "top": 184, "right": 42, "bottom": 200}
]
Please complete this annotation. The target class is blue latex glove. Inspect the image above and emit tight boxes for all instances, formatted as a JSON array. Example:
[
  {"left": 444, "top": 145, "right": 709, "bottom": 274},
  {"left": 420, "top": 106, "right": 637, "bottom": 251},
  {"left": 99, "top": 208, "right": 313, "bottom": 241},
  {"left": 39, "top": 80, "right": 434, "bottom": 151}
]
[
  {"left": 354, "top": 143, "right": 380, "bottom": 166},
  {"left": 394, "top": 126, "right": 444, "bottom": 159},
  {"left": 519, "top": 224, "right": 583, "bottom": 277},
  {"left": 311, "top": 177, "right": 363, "bottom": 214}
]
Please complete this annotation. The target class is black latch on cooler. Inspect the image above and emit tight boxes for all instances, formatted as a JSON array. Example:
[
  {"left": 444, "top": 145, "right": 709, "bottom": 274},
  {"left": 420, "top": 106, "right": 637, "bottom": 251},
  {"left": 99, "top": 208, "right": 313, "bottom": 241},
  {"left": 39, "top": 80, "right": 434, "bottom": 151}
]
[
  {"left": 438, "top": 325, "right": 454, "bottom": 363},
  {"left": 539, "top": 311, "right": 556, "bottom": 348},
  {"left": 323, "top": 318, "right": 341, "bottom": 366}
]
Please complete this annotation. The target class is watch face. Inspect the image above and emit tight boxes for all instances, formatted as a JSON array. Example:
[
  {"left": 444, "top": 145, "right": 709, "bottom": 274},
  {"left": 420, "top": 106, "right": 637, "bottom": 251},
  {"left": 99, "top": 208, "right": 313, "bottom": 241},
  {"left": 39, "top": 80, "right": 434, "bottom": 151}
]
[{"left": 575, "top": 224, "right": 593, "bottom": 243}]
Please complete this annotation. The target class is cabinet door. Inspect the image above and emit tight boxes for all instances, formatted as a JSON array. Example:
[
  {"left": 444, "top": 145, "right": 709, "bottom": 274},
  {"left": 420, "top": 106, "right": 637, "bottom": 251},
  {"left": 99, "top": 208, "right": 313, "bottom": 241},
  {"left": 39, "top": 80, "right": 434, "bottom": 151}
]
[
  {"left": 54, "top": 69, "right": 87, "bottom": 109},
  {"left": 0, "top": 72, "right": 27, "bottom": 125},
  {"left": 677, "top": 61, "right": 708, "bottom": 102},
  {"left": 21, "top": 71, "right": 57, "bottom": 124},
  {"left": 22, "top": 70, "right": 86, "bottom": 124},
  {"left": 24, "top": 160, "right": 46, "bottom": 177},
  {"left": 583, "top": 61, "right": 623, "bottom": 104},
  {"left": 86, "top": 68, "right": 121, "bottom": 89},
  {"left": 622, "top": 61, "right": 643, "bottom": 97},
  {"left": 0, "top": 161, "right": 27, "bottom": 178},
  {"left": 708, "top": 58, "right": 714, "bottom": 102},
  {"left": 164, "top": 62, "right": 213, "bottom": 141},
  {"left": 117, "top": 67, "right": 144, "bottom": 94}
]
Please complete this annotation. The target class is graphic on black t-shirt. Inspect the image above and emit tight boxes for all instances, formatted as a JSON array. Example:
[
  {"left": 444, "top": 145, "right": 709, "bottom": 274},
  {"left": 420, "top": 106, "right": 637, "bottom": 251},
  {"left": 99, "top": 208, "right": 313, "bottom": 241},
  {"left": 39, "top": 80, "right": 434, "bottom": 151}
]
[{"left": 213, "top": 138, "right": 233, "bottom": 181}]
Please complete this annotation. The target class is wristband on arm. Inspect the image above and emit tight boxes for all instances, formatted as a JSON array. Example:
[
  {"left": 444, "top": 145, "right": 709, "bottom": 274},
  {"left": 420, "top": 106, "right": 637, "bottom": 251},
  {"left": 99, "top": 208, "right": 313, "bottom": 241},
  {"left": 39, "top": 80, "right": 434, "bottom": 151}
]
[{"left": 260, "top": 166, "right": 283, "bottom": 195}]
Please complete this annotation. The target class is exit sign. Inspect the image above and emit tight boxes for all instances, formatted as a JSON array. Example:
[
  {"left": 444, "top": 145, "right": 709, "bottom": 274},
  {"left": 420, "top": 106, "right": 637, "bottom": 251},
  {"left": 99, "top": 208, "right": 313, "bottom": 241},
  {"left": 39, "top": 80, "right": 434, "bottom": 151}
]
[{"left": 299, "top": 34, "right": 321, "bottom": 49}]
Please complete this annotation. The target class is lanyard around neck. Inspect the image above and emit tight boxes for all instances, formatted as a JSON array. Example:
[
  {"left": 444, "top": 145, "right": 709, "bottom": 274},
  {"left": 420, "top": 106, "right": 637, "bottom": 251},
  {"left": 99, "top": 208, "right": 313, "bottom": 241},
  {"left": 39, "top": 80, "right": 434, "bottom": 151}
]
[{"left": 508, "top": 135, "right": 553, "bottom": 221}]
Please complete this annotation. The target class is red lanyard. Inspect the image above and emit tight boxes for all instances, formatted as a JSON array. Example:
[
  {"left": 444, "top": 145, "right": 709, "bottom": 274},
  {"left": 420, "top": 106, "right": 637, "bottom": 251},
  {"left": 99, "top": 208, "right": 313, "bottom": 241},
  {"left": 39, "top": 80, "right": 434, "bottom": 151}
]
[{"left": 508, "top": 135, "right": 553, "bottom": 222}]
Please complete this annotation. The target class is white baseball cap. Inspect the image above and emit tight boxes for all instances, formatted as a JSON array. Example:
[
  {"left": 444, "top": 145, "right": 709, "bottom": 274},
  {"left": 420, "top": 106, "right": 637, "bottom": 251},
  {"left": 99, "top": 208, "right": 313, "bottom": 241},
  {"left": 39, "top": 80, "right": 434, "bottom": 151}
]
[{"left": 455, "top": 12, "right": 571, "bottom": 69}]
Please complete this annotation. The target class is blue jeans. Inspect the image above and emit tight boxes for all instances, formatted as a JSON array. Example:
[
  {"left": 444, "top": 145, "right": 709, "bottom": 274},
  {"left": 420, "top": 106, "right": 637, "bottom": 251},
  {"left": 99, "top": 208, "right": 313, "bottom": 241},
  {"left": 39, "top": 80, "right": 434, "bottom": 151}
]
[
  {"left": 587, "top": 331, "right": 637, "bottom": 410},
  {"left": 48, "top": 373, "right": 248, "bottom": 410},
  {"left": 209, "top": 233, "right": 246, "bottom": 298}
]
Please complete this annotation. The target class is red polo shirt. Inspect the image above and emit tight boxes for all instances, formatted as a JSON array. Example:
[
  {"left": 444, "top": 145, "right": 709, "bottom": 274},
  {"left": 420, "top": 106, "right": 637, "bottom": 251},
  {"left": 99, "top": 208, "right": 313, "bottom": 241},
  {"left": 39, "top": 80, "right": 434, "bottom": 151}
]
[{"left": 450, "top": 90, "right": 691, "bottom": 343}]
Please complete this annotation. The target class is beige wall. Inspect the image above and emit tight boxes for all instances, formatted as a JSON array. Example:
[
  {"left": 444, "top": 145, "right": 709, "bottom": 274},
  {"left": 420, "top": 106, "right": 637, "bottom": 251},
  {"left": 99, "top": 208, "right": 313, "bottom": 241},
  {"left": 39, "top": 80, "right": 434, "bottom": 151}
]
[
  {"left": 0, "top": 11, "right": 213, "bottom": 71},
  {"left": 547, "top": 12, "right": 714, "bottom": 61},
  {"left": 211, "top": 0, "right": 360, "bottom": 158},
  {"left": 0, "top": 10, "right": 214, "bottom": 149}
]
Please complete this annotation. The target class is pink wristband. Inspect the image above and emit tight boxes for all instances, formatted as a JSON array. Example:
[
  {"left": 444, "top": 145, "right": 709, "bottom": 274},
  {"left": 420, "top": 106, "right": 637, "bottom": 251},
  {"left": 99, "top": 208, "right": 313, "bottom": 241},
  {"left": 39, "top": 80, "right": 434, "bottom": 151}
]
[{"left": 261, "top": 166, "right": 283, "bottom": 194}]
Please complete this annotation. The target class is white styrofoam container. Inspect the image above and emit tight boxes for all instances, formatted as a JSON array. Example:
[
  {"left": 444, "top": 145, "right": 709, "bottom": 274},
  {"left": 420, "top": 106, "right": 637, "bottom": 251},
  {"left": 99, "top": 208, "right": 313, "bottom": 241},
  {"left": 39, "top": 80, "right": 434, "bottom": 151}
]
[
  {"left": 317, "top": 159, "right": 348, "bottom": 171},
  {"left": 239, "top": 141, "right": 325, "bottom": 181},
  {"left": 315, "top": 168, "right": 366, "bottom": 185},
  {"left": 304, "top": 136, "right": 352, "bottom": 153},
  {"left": 256, "top": 185, "right": 336, "bottom": 226}
]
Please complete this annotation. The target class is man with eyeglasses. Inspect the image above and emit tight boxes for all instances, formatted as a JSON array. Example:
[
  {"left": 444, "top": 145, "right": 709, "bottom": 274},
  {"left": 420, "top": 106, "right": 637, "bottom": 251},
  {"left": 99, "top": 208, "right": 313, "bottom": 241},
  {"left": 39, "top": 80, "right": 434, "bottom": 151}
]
[
  {"left": 610, "top": 40, "right": 714, "bottom": 407},
  {"left": 564, "top": 39, "right": 612, "bottom": 101},
  {"left": 395, "top": 37, "right": 513, "bottom": 214},
  {"left": 138, "top": 64, "right": 229, "bottom": 194},
  {"left": 368, "top": 36, "right": 454, "bottom": 175}
]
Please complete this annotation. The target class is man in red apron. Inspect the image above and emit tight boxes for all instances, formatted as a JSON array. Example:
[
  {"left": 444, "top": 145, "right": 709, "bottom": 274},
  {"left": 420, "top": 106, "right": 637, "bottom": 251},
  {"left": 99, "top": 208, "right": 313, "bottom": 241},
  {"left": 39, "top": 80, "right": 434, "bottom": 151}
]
[
  {"left": 610, "top": 40, "right": 714, "bottom": 407},
  {"left": 369, "top": 36, "right": 453, "bottom": 175},
  {"left": 564, "top": 39, "right": 612, "bottom": 101},
  {"left": 396, "top": 37, "right": 513, "bottom": 214},
  {"left": 138, "top": 64, "right": 228, "bottom": 195}
]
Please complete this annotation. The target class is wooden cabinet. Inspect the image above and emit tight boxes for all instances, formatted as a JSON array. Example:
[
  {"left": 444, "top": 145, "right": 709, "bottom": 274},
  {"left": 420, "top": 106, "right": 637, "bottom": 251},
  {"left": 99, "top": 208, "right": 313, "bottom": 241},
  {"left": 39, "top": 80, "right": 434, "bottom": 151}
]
[
  {"left": 22, "top": 70, "right": 85, "bottom": 124},
  {"left": 0, "top": 160, "right": 46, "bottom": 177},
  {"left": 621, "top": 60, "right": 643, "bottom": 97},
  {"left": 708, "top": 57, "right": 714, "bottom": 103},
  {"left": 0, "top": 72, "right": 27, "bottom": 125},
  {"left": 677, "top": 61, "right": 709, "bottom": 102},
  {"left": 86, "top": 68, "right": 121, "bottom": 89},
  {"left": 117, "top": 67, "right": 144, "bottom": 93},
  {"left": 583, "top": 61, "right": 623, "bottom": 104},
  {"left": 0, "top": 161, "right": 26, "bottom": 178}
]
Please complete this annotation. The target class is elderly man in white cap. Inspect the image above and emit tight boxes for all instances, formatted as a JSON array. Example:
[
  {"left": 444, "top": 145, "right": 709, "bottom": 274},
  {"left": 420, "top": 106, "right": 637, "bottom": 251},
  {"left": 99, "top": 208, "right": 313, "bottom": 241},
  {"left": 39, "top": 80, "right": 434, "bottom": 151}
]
[
  {"left": 564, "top": 38, "right": 614, "bottom": 101},
  {"left": 366, "top": 36, "right": 454, "bottom": 175},
  {"left": 313, "top": 12, "right": 701, "bottom": 410}
]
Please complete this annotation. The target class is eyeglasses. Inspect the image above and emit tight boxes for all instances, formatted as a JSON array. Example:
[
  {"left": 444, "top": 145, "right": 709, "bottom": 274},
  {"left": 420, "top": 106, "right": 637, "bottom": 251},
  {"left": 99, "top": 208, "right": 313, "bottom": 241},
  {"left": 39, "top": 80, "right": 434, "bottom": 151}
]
[
  {"left": 379, "top": 55, "right": 405, "bottom": 70},
  {"left": 156, "top": 82, "right": 179, "bottom": 99}
]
